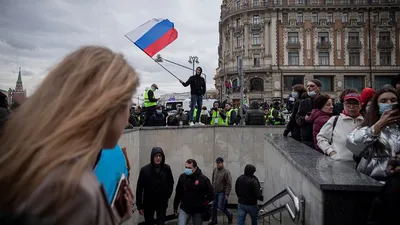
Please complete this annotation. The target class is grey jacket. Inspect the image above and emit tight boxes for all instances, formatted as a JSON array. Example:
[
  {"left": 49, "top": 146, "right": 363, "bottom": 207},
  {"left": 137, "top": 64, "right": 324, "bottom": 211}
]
[
  {"left": 212, "top": 167, "right": 232, "bottom": 196},
  {"left": 346, "top": 124, "right": 400, "bottom": 181},
  {"left": 16, "top": 167, "right": 116, "bottom": 225}
]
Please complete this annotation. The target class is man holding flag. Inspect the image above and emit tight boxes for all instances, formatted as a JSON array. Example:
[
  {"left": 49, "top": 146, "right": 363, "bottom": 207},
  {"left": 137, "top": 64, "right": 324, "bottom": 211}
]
[{"left": 179, "top": 67, "right": 206, "bottom": 126}]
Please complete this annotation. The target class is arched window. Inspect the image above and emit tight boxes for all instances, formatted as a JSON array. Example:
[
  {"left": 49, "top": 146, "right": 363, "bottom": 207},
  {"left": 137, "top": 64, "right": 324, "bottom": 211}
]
[
  {"left": 250, "top": 78, "right": 264, "bottom": 91},
  {"left": 232, "top": 79, "right": 239, "bottom": 92}
]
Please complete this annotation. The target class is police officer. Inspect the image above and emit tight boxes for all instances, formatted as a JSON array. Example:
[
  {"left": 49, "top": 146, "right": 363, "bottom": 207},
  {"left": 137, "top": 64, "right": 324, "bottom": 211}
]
[{"left": 143, "top": 83, "right": 159, "bottom": 126}]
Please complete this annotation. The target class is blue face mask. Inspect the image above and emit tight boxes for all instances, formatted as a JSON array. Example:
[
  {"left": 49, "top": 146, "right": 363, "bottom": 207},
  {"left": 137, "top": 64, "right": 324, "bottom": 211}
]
[
  {"left": 156, "top": 109, "right": 162, "bottom": 114},
  {"left": 184, "top": 168, "right": 193, "bottom": 176},
  {"left": 378, "top": 103, "right": 392, "bottom": 114},
  {"left": 291, "top": 92, "right": 298, "bottom": 98}
]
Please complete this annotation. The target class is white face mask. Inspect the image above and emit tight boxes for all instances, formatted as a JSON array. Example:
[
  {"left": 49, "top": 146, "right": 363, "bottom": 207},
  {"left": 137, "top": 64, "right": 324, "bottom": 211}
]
[
  {"left": 308, "top": 91, "right": 317, "bottom": 97},
  {"left": 291, "top": 92, "right": 298, "bottom": 98}
]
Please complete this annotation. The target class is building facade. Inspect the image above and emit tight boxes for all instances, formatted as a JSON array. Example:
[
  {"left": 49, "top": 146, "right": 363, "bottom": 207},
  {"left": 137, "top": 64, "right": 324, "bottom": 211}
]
[
  {"left": 9, "top": 68, "right": 27, "bottom": 106},
  {"left": 215, "top": 0, "right": 400, "bottom": 104}
]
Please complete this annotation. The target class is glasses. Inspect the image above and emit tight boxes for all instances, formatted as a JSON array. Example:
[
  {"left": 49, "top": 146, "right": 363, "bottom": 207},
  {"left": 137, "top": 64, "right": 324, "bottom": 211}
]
[
  {"left": 344, "top": 102, "right": 360, "bottom": 107},
  {"left": 185, "top": 167, "right": 193, "bottom": 169},
  {"left": 307, "top": 84, "right": 315, "bottom": 88}
]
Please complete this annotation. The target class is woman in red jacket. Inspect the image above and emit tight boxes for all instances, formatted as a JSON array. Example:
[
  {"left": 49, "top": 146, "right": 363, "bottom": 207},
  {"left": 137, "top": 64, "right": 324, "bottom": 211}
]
[{"left": 305, "top": 95, "right": 334, "bottom": 153}]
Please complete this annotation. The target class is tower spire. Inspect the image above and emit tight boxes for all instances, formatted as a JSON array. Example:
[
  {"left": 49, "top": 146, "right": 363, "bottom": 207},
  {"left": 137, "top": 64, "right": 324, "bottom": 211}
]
[{"left": 17, "top": 67, "right": 22, "bottom": 82}]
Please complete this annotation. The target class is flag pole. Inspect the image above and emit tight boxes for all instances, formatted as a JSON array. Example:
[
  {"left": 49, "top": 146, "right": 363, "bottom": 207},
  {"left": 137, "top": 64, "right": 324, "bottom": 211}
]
[
  {"left": 151, "top": 58, "right": 181, "bottom": 80},
  {"left": 124, "top": 34, "right": 181, "bottom": 81}
]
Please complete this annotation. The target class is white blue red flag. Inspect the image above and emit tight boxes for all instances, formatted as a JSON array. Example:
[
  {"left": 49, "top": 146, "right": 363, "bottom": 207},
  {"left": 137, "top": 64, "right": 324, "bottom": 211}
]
[{"left": 125, "top": 18, "right": 178, "bottom": 57}]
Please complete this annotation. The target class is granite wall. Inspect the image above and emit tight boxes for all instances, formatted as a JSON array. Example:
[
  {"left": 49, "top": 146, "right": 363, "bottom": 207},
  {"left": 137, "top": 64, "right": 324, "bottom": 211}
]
[{"left": 118, "top": 126, "right": 285, "bottom": 224}]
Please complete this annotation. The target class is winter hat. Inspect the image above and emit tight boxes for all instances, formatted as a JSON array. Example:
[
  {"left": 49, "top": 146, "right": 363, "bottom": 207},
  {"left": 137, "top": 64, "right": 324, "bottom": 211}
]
[
  {"left": 360, "top": 88, "right": 375, "bottom": 106},
  {"left": 309, "top": 79, "right": 322, "bottom": 87}
]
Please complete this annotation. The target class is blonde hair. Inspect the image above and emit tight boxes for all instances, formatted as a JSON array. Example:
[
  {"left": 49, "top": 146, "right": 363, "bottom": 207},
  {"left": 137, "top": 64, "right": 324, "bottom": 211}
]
[{"left": 0, "top": 46, "right": 139, "bottom": 209}]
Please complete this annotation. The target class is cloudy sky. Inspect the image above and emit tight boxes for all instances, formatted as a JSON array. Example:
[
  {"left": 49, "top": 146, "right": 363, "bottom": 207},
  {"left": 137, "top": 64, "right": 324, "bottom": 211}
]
[{"left": 0, "top": 0, "right": 221, "bottom": 98}]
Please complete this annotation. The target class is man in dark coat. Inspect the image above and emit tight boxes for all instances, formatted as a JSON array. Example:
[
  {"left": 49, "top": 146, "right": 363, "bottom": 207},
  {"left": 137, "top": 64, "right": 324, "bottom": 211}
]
[
  {"left": 136, "top": 147, "right": 174, "bottom": 225},
  {"left": 173, "top": 159, "right": 214, "bottom": 225}
]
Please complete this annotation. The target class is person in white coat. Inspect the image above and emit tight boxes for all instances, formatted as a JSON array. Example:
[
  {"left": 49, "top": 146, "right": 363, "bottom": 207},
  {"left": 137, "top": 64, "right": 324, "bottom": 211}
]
[{"left": 317, "top": 93, "right": 364, "bottom": 161}]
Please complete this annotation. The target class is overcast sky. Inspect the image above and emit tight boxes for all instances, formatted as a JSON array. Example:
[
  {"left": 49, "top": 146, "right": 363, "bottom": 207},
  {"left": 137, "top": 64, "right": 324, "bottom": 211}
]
[{"left": 0, "top": 0, "right": 221, "bottom": 98}]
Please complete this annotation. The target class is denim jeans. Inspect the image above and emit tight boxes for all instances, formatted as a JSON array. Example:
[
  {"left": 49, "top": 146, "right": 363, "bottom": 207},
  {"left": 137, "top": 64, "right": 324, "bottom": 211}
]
[
  {"left": 237, "top": 203, "right": 259, "bottom": 225},
  {"left": 189, "top": 95, "right": 203, "bottom": 123},
  {"left": 211, "top": 192, "right": 232, "bottom": 223},
  {"left": 178, "top": 209, "right": 203, "bottom": 225}
]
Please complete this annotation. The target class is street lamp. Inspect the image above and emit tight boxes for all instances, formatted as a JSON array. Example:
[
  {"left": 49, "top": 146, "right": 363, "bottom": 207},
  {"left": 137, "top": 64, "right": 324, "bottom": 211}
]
[{"left": 188, "top": 56, "right": 199, "bottom": 75}]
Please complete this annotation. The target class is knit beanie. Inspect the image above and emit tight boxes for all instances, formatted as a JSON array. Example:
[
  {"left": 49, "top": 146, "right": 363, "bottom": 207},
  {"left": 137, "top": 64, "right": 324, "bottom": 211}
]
[{"left": 309, "top": 79, "right": 322, "bottom": 87}]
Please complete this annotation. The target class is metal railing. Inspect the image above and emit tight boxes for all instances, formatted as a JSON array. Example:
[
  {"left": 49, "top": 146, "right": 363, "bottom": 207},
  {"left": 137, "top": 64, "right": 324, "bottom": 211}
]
[{"left": 258, "top": 187, "right": 304, "bottom": 224}]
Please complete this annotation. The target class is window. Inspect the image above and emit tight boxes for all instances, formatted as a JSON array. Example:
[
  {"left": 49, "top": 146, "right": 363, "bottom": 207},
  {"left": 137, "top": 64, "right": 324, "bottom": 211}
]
[
  {"left": 318, "top": 52, "right": 329, "bottom": 65},
  {"left": 318, "top": 32, "right": 329, "bottom": 43},
  {"left": 297, "top": 13, "right": 303, "bottom": 23},
  {"left": 380, "top": 52, "right": 391, "bottom": 65},
  {"left": 341, "top": 0, "right": 348, "bottom": 4},
  {"left": 344, "top": 76, "right": 364, "bottom": 91},
  {"left": 284, "top": 76, "right": 304, "bottom": 91},
  {"left": 375, "top": 76, "right": 394, "bottom": 90},
  {"left": 314, "top": 76, "right": 333, "bottom": 91},
  {"left": 252, "top": 33, "right": 261, "bottom": 45},
  {"left": 250, "top": 78, "right": 264, "bottom": 91},
  {"left": 312, "top": 13, "right": 318, "bottom": 23},
  {"left": 348, "top": 32, "right": 359, "bottom": 43},
  {"left": 349, "top": 52, "right": 360, "bottom": 66},
  {"left": 236, "top": 18, "right": 241, "bottom": 27},
  {"left": 237, "top": 55, "right": 242, "bottom": 66},
  {"left": 296, "top": 0, "right": 304, "bottom": 4},
  {"left": 342, "top": 12, "right": 348, "bottom": 23},
  {"left": 254, "top": 0, "right": 260, "bottom": 6},
  {"left": 288, "top": 52, "right": 299, "bottom": 65},
  {"left": 253, "top": 15, "right": 260, "bottom": 24},
  {"left": 237, "top": 0, "right": 241, "bottom": 9},
  {"left": 325, "top": 0, "right": 333, "bottom": 4},
  {"left": 253, "top": 54, "right": 261, "bottom": 67},
  {"left": 236, "top": 36, "right": 242, "bottom": 47},
  {"left": 327, "top": 12, "right": 333, "bottom": 23},
  {"left": 379, "top": 32, "right": 390, "bottom": 42},
  {"left": 232, "top": 79, "right": 239, "bottom": 92},
  {"left": 283, "top": 13, "right": 288, "bottom": 24},
  {"left": 373, "top": 12, "right": 379, "bottom": 22},
  {"left": 288, "top": 32, "right": 299, "bottom": 44},
  {"left": 358, "top": 12, "right": 364, "bottom": 23}
]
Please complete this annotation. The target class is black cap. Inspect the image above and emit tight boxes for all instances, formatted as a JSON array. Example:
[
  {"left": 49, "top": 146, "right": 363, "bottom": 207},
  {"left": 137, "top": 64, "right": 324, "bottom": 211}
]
[{"left": 215, "top": 157, "right": 224, "bottom": 163}]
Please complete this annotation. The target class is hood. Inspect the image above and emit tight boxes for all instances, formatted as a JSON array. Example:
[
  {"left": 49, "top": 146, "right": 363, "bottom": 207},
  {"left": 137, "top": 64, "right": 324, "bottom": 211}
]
[
  {"left": 188, "top": 167, "right": 202, "bottom": 177},
  {"left": 244, "top": 164, "right": 256, "bottom": 176},
  {"left": 250, "top": 101, "right": 259, "bottom": 109},
  {"left": 150, "top": 147, "right": 165, "bottom": 165},
  {"left": 309, "top": 109, "right": 332, "bottom": 122},
  {"left": 196, "top": 67, "right": 203, "bottom": 75}
]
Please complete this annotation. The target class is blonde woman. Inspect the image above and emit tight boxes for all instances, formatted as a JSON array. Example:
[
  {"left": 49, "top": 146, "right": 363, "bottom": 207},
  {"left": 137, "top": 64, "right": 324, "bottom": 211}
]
[{"left": 0, "top": 46, "right": 139, "bottom": 225}]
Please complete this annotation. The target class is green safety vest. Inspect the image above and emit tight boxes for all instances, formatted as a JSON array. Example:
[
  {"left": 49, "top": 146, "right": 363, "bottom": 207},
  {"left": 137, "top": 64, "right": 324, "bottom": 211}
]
[
  {"left": 144, "top": 89, "right": 157, "bottom": 108},
  {"left": 210, "top": 110, "right": 225, "bottom": 125},
  {"left": 269, "top": 108, "right": 281, "bottom": 125},
  {"left": 225, "top": 109, "right": 233, "bottom": 125},
  {"left": 192, "top": 108, "right": 198, "bottom": 120}
]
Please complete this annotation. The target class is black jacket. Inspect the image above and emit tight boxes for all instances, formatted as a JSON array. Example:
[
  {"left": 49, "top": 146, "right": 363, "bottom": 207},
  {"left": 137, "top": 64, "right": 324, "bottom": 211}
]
[
  {"left": 173, "top": 167, "right": 214, "bottom": 214},
  {"left": 136, "top": 147, "right": 174, "bottom": 209},
  {"left": 295, "top": 94, "right": 316, "bottom": 144},
  {"left": 235, "top": 165, "right": 263, "bottom": 205},
  {"left": 181, "top": 75, "right": 206, "bottom": 96},
  {"left": 147, "top": 89, "right": 158, "bottom": 103},
  {"left": 284, "top": 100, "right": 301, "bottom": 141},
  {"left": 245, "top": 109, "right": 265, "bottom": 125}
]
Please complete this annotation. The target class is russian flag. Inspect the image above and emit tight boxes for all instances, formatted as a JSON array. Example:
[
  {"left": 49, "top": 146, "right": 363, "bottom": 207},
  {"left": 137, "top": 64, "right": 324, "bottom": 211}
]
[{"left": 125, "top": 18, "right": 178, "bottom": 57}]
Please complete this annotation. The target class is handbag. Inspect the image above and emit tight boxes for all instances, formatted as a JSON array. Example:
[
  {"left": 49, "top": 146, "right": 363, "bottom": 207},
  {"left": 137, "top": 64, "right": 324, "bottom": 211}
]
[{"left": 357, "top": 144, "right": 390, "bottom": 181}]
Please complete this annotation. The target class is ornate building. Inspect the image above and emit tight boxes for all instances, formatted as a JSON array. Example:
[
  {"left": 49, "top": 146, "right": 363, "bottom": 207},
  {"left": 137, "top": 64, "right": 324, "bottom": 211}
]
[
  {"left": 9, "top": 68, "right": 27, "bottom": 105},
  {"left": 215, "top": 0, "right": 400, "bottom": 104}
]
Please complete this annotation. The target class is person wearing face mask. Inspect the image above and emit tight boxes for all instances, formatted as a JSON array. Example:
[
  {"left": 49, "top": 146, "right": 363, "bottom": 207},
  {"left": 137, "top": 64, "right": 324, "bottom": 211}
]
[
  {"left": 143, "top": 84, "right": 160, "bottom": 126},
  {"left": 317, "top": 93, "right": 364, "bottom": 161},
  {"left": 295, "top": 79, "right": 322, "bottom": 148},
  {"left": 347, "top": 87, "right": 400, "bottom": 181},
  {"left": 150, "top": 105, "right": 167, "bottom": 126},
  {"left": 283, "top": 84, "right": 307, "bottom": 141},
  {"left": 173, "top": 159, "right": 214, "bottom": 225}
]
